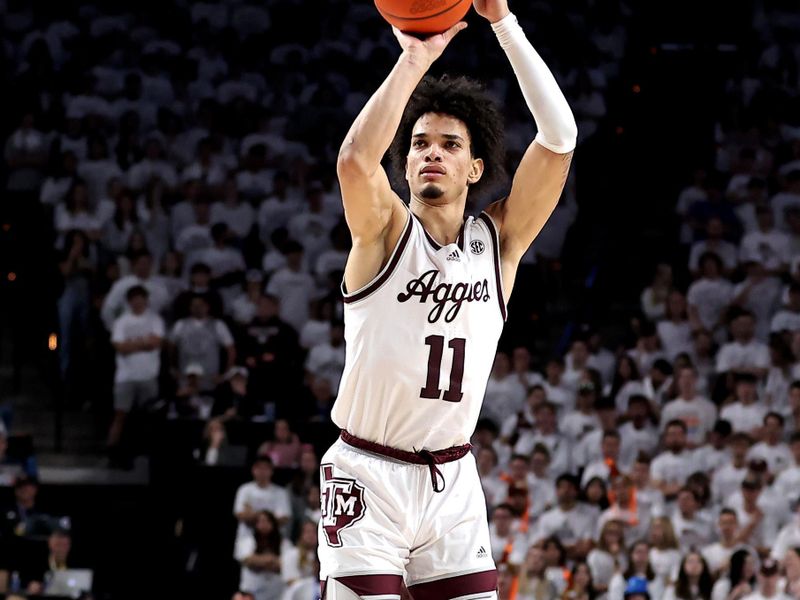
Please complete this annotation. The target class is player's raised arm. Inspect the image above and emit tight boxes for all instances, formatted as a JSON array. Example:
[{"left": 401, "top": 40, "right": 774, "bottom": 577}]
[
  {"left": 478, "top": 0, "right": 578, "bottom": 264},
  {"left": 337, "top": 23, "right": 466, "bottom": 289}
]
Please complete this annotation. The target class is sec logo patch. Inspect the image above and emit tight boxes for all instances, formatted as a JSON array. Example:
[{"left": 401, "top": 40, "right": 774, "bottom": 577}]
[{"left": 470, "top": 240, "right": 485, "bottom": 255}]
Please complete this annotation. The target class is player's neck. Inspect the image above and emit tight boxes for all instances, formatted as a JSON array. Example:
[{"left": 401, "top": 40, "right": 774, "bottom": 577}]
[{"left": 409, "top": 197, "right": 466, "bottom": 246}]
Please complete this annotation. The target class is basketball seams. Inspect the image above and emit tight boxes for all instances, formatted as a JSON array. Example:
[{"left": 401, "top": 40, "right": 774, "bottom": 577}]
[{"left": 375, "top": 0, "right": 469, "bottom": 23}]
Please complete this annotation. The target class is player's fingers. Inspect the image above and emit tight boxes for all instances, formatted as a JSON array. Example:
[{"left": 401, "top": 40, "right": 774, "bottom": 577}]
[{"left": 441, "top": 21, "right": 468, "bottom": 44}]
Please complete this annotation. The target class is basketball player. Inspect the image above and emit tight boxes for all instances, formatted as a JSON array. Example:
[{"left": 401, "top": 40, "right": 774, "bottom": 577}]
[{"left": 319, "top": 0, "right": 577, "bottom": 597}]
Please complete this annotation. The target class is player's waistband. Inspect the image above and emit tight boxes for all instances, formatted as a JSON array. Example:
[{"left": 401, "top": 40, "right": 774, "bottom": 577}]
[{"left": 339, "top": 430, "right": 471, "bottom": 494}]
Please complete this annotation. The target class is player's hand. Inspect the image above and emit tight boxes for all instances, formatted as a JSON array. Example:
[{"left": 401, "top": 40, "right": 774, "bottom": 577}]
[
  {"left": 392, "top": 22, "right": 467, "bottom": 67},
  {"left": 473, "top": 0, "right": 510, "bottom": 23}
]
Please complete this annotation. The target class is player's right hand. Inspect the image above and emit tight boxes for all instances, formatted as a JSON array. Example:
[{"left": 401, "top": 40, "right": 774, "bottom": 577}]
[{"left": 392, "top": 22, "right": 467, "bottom": 67}]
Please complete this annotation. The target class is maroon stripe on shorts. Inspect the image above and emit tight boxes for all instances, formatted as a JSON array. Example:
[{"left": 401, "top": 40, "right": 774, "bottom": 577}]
[
  {"left": 323, "top": 574, "right": 403, "bottom": 597},
  {"left": 340, "top": 430, "right": 471, "bottom": 465},
  {"left": 408, "top": 570, "right": 498, "bottom": 599}
]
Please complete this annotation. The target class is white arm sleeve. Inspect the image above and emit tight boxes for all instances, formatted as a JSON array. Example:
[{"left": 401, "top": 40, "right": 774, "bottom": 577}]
[{"left": 492, "top": 13, "right": 577, "bottom": 154}]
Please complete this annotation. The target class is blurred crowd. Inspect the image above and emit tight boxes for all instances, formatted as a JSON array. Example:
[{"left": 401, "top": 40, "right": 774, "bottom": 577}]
[{"left": 3, "top": 0, "right": 800, "bottom": 598}]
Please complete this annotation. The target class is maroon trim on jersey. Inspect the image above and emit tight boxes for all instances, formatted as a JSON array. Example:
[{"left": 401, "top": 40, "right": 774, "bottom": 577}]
[
  {"left": 477, "top": 212, "right": 507, "bottom": 321},
  {"left": 412, "top": 212, "right": 466, "bottom": 252},
  {"left": 322, "top": 574, "right": 404, "bottom": 598},
  {"left": 408, "top": 569, "right": 498, "bottom": 599},
  {"left": 342, "top": 211, "right": 413, "bottom": 304},
  {"left": 340, "top": 430, "right": 471, "bottom": 493}
]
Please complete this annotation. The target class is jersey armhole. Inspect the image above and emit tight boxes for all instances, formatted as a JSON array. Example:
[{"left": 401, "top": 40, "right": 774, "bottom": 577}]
[
  {"left": 477, "top": 211, "right": 508, "bottom": 321},
  {"left": 341, "top": 208, "right": 413, "bottom": 304}
]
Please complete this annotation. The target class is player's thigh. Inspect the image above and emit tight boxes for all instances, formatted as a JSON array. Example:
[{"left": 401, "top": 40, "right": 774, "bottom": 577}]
[
  {"left": 405, "top": 458, "right": 497, "bottom": 598},
  {"left": 317, "top": 441, "right": 414, "bottom": 580},
  {"left": 113, "top": 381, "right": 135, "bottom": 412}
]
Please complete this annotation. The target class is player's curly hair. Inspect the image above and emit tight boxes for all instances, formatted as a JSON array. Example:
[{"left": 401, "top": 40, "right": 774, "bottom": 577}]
[{"left": 388, "top": 74, "right": 507, "bottom": 201}]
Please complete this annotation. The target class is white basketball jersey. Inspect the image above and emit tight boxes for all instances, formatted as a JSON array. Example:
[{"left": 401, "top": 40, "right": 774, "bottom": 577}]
[{"left": 331, "top": 208, "right": 506, "bottom": 451}]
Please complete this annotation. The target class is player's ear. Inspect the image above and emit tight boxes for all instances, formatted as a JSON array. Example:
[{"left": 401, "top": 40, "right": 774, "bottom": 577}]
[{"left": 467, "top": 157, "right": 484, "bottom": 184}]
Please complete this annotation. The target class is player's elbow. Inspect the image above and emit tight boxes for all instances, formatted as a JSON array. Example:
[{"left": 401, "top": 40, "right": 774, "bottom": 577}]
[{"left": 337, "top": 147, "right": 374, "bottom": 180}]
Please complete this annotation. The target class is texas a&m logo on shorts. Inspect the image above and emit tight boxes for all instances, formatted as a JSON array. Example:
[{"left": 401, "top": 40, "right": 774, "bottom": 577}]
[{"left": 320, "top": 464, "right": 366, "bottom": 547}]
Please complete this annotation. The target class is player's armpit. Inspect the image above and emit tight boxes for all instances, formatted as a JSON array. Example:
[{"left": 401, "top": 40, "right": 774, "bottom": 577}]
[{"left": 487, "top": 141, "right": 573, "bottom": 263}]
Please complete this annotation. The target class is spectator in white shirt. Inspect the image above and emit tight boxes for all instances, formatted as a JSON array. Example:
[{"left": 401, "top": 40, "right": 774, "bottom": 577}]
[
  {"left": 721, "top": 375, "right": 767, "bottom": 436},
  {"left": 748, "top": 413, "right": 793, "bottom": 475},
  {"left": 641, "top": 263, "right": 673, "bottom": 322},
  {"left": 716, "top": 312, "right": 771, "bottom": 381},
  {"left": 661, "top": 366, "right": 718, "bottom": 447},
  {"left": 489, "top": 503, "right": 528, "bottom": 569},
  {"left": 687, "top": 253, "right": 734, "bottom": 338},
  {"left": 770, "top": 501, "right": 800, "bottom": 561},
  {"left": 533, "top": 474, "right": 597, "bottom": 560},
  {"left": 234, "top": 456, "right": 293, "bottom": 544},
  {"left": 265, "top": 240, "right": 317, "bottom": 333},
  {"left": 731, "top": 262, "right": 782, "bottom": 341},
  {"left": 740, "top": 558, "right": 791, "bottom": 600},
  {"left": 658, "top": 291, "right": 694, "bottom": 361},
  {"left": 169, "top": 295, "right": 236, "bottom": 392},
  {"left": 711, "top": 432, "right": 752, "bottom": 504},
  {"left": 671, "top": 487, "right": 714, "bottom": 552},
  {"left": 739, "top": 206, "right": 790, "bottom": 276},
  {"left": 108, "top": 286, "right": 164, "bottom": 465},
  {"left": 127, "top": 136, "right": 178, "bottom": 192},
  {"left": 231, "top": 270, "right": 265, "bottom": 326},
  {"left": 770, "top": 283, "right": 800, "bottom": 335},
  {"left": 689, "top": 217, "right": 738, "bottom": 278},
  {"left": 211, "top": 176, "right": 255, "bottom": 240},
  {"left": 101, "top": 250, "right": 170, "bottom": 330},
  {"left": 701, "top": 508, "right": 745, "bottom": 576},
  {"left": 619, "top": 395, "right": 660, "bottom": 467},
  {"left": 305, "top": 321, "right": 345, "bottom": 393},
  {"left": 773, "top": 432, "right": 800, "bottom": 501},
  {"left": 189, "top": 222, "right": 246, "bottom": 308},
  {"left": 481, "top": 351, "right": 528, "bottom": 428},
  {"left": 651, "top": 420, "right": 695, "bottom": 500}
]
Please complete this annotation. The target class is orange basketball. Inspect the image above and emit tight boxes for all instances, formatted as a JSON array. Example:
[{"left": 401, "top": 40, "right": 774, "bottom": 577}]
[{"left": 374, "top": 0, "right": 471, "bottom": 35}]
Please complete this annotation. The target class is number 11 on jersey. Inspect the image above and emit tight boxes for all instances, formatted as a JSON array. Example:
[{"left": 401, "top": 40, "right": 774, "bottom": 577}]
[{"left": 420, "top": 335, "right": 466, "bottom": 403}]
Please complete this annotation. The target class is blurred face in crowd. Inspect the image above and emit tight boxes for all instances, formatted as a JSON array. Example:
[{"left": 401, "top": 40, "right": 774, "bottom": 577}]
[
  {"left": 611, "top": 477, "right": 631, "bottom": 505},
  {"left": 677, "top": 489, "right": 698, "bottom": 516},
  {"left": 572, "top": 563, "right": 591, "bottom": 589},
  {"left": 631, "top": 460, "right": 650, "bottom": 486},
  {"left": 543, "top": 540, "right": 563, "bottom": 566},
  {"left": 664, "top": 424, "right": 687, "bottom": 453},
  {"left": 731, "top": 315, "right": 755, "bottom": 341},
  {"left": 492, "top": 506, "right": 514, "bottom": 536},
  {"left": 492, "top": 352, "right": 511, "bottom": 378},
  {"left": 584, "top": 479, "right": 606, "bottom": 505},
  {"left": 545, "top": 360, "right": 563, "bottom": 383},
  {"left": 718, "top": 511, "right": 738, "bottom": 541},
  {"left": 535, "top": 405, "right": 556, "bottom": 434},
  {"left": 525, "top": 547, "right": 547, "bottom": 577},
  {"left": 49, "top": 532, "right": 71, "bottom": 563},
  {"left": 683, "top": 552, "right": 704, "bottom": 578},
  {"left": 274, "top": 419, "right": 291, "bottom": 443},
  {"left": 763, "top": 415, "right": 782, "bottom": 443},
  {"left": 128, "top": 292, "right": 148, "bottom": 315},
  {"left": 15, "top": 481, "right": 37, "bottom": 508},
  {"left": 513, "top": 347, "right": 530, "bottom": 373},
  {"left": 631, "top": 542, "right": 649, "bottom": 570},
  {"left": 527, "top": 386, "right": 546, "bottom": 411},
  {"left": 509, "top": 457, "right": 529, "bottom": 482},
  {"left": 667, "top": 291, "right": 686, "bottom": 320},
  {"left": 254, "top": 512, "right": 273, "bottom": 536},
  {"left": 736, "top": 381, "right": 758, "bottom": 404},
  {"left": 530, "top": 449, "right": 550, "bottom": 477},
  {"left": 299, "top": 521, "right": 318, "bottom": 548},
  {"left": 730, "top": 437, "right": 751, "bottom": 463},
  {"left": 556, "top": 479, "right": 578, "bottom": 507},
  {"left": 677, "top": 367, "right": 696, "bottom": 397},
  {"left": 299, "top": 449, "right": 317, "bottom": 474},
  {"left": 628, "top": 399, "right": 649, "bottom": 427},
  {"left": 476, "top": 447, "right": 497, "bottom": 474},
  {"left": 252, "top": 460, "right": 273, "bottom": 487},
  {"left": 571, "top": 340, "right": 589, "bottom": 366},
  {"left": 132, "top": 255, "right": 152, "bottom": 279},
  {"left": 189, "top": 296, "right": 210, "bottom": 320},
  {"left": 256, "top": 295, "right": 279, "bottom": 320},
  {"left": 601, "top": 435, "right": 620, "bottom": 460}
]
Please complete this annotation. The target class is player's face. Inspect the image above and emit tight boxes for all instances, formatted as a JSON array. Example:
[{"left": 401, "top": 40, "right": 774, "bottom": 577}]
[{"left": 405, "top": 113, "right": 483, "bottom": 204}]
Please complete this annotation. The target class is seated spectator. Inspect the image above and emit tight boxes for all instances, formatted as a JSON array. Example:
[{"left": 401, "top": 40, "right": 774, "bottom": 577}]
[
  {"left": 747, "top": 412, "right": 792, "bottom": 475},
  {"left": 662, "top": 551, "right": 714, "bottom": 600},
  {"left": 773, "top": 432, "right": 800, "bottom": 500},
  {"left": 689, "top": 217, "right": 737, "bottom": 278},
  {"left": 304, "top": 320, "right": 345, "bottom": 393},
  {"left": 587, "top": 520, "right": 626, "bottom": 594},
  {"left": 619, "top": 395, "right": 659, "bottom": 467},
  {"left": 661, "top": 366, "right": 717, "bottom": 447},
  {"left": 187, "top": 222, "right": 246, "bottom": 308},
  {"left": 21, "top": 528, "right": 90, "bottom": 597},
  {"left": 233, "top": 457, "right": 292, "bottom": 541},
  {"left": 731, "top": 262, "right": 782, "bottom": 342},
  {"left": 533, "top": 474, "right": 596, "bottom": 560},
  {"left": 715, "top": 312, "right": 770, "bottom": 383},
  {"left": 651, "top": 420, "right": 694, "bottom": 499},
  {"left": 671, "top": 487, "right": 714, "bottom": 553},
  {"left": 281, "top": 519, "right": 317, "bottom": 587},
  {"left": 608, "top": 542, "right": 664, "bottom": 600},
  {"left": 517, "top": 546, "right": 559, "bottom": 600},
  {"left": 647, "top": 517, "right": 682, "bottom": 584},
  {"left": 266, "top": 240, "right": 316, "bottom": 333},
  {"left": 489, "top": 503, "right": 527, "bottom": 570},
  {"left": 174, "top": 197, "right": 213, "bottom": 256},
  {"left": 710, "top": 549, "right": 756, "bottom": 600},
  {"left": 581, "top": 430, "right": 624, "bottom": 487},
  {"left": 729, "top": 476, "right": 780, "bottom": 555},
  {"left": 501, "top": 384, "right": 545, "bottom": 445},
  {"left": 562, "top": 561, "right": 596, "bottom": 600},
  {"left": 770, "top": 500, "right": 800, "bottom": 561},
  {"left": 53, "top": 178, "right": 103, "bottom": 245},
  {"left": 711, "top": 432, "right": 751, "bottom": 504},
  {"left": 771, "top": 283, "right": 800, "bottom": 336},
  {"left": 611, "top": 355, "right": 646, "bottom": 414},
  {"left": 599, "top": 475, "right": 650, "bottom": 544},
  {"left": 173, "top": 364, "right": 216, "bottom": 419},
  {"left": 702, "top": 509, "right": 745, "bottom": 576},
  {"left": 542, "top": 357, "right": 575, "bottom": 413},
  {"left": 198, "top": 418, "right": 246, "bottom": 467},
  {"left": 1, "top": 476, "right": 54, "bottom": 539},
  {"left": 169, "top": 294, "right": 235, "bottom": 392},
  {"left": 582, "top": 476, "right": 610, "bottom": 513},
  {"left": 687, "top": 253, "right": 734, "bottom": 339},
  {"left": 234, "top": 510, "right": 285, "bottom": 600},
  {"left": 258, "top": 419, "right": 302, "bottom": 469},
  {"left": 481, "top": 351, "right": 528, "bottom": 428},
  {"left": 739, "top": 206, "right": 790, "bottom": 276},
  {"left": 658, "top": 292, "right": 694, "bottom": 361},
  {"left": 720, "top": 375, "right": 767, "bottom": 436},
  {"left": 739, "top": 559, "right": 790, "bottom": 600},
  {"left": 628, "top": 322, "right": 667, "bottom": 375},
  {"left": 108, "top": 285, "right": 164, "bottom": 467},
  {"left": 641, "top": 263, "right": 673, "bottom": 322}
]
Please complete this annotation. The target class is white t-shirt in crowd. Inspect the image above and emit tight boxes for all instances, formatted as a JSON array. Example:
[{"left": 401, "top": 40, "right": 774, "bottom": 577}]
[
  {"left": 748, "top": 442, "right": 793, "bottom": 474},
  {"left": 651, "top": 450, "right": 694, "bottom": 486},
  {"left": 687, "top": 278, "right": 734, "bottom": 330},
  {"left": 210, "top": 201, "right": 255, "bottom": 239},
  {"left": 715, "top": 340, "right": 771, "bottom": 373},
  {"left": 689, "top": 240, "right": 738, "bottom": 272},
  {"left": 660, "top": 396, "right": 718, "bottom": 446},
  {"left": 266, "top": 267, "right": 316, "bottom": 333},
  {"left": 233, "top": 481, "right": 292, "bottom": 543},
  {"left": 711, "top": 461, "right": 748, "bottom": 503},
  {"left": 720, "top": 402, "right": 767, "bottom": 433},
  {"left": 111, "top": 311, "right": 164, "bottom": 383},
  {"left": 532, "top": 503, "right": 597, "bottom": 546}
]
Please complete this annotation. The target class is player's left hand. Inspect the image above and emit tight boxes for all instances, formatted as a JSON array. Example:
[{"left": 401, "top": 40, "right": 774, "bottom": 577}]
[{"left": 473, "top": 0, "right": 510, "bottom": 23}]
